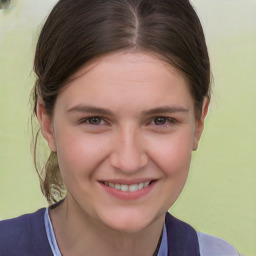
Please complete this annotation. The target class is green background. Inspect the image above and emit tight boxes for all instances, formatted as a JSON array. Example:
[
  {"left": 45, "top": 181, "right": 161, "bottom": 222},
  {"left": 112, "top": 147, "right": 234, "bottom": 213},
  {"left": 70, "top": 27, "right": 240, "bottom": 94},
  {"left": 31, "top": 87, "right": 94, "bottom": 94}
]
[{"left": 0, "top": 0, "right": 255, "bottom": 255}]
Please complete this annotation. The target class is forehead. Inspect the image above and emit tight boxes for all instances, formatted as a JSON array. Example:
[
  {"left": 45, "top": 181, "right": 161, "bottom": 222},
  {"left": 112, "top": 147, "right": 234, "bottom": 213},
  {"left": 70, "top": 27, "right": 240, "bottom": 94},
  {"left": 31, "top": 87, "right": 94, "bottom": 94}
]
[
  {"left": 56, "top": 52, "right": 194, "bottom": 112},
  {"left": 71, "top": 52, "right": 186, "bottom": 86}
]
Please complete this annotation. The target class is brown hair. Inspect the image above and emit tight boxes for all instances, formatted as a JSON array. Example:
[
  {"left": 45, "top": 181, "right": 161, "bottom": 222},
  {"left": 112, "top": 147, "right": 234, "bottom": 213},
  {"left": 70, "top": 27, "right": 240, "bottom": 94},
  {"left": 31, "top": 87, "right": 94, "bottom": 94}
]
[{"left": 32, "top": 0, "right": 211, "bottom": 204}]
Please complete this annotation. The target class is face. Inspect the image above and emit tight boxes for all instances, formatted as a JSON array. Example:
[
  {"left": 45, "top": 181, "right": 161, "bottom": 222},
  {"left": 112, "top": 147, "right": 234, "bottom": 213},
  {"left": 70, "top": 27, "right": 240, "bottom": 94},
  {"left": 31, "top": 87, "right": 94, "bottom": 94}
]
[{"left": 39, "top": 52, "right": 207, "bottom": 233}]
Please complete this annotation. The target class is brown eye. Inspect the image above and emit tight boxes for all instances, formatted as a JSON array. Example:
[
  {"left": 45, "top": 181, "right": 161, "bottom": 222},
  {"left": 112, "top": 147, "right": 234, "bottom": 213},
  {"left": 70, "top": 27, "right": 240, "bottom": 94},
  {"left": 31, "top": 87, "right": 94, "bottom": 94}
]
[
  {"left": 153, "top": 117, "right": 167, "bottom": 125},
  {"left": 87, "top": 117, "right": 103, "bottom": 125}
]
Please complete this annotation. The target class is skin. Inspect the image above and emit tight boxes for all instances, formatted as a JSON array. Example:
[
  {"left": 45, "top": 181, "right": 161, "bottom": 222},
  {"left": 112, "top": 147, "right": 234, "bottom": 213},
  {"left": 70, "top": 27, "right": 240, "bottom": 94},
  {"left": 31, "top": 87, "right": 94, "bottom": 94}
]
[{"left": 38, "top": 52, "right": 208, "bottom": 256}]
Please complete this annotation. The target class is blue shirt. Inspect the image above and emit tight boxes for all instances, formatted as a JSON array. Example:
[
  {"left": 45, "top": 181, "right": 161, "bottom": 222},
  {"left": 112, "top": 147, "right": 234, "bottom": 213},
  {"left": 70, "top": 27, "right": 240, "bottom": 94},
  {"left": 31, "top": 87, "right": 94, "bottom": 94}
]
[
  {"left": 44, "top": 208, "right": 240, "bottom": 256},
  {"left": 44, "top": 208, "right": 168, "bottom": 256}
]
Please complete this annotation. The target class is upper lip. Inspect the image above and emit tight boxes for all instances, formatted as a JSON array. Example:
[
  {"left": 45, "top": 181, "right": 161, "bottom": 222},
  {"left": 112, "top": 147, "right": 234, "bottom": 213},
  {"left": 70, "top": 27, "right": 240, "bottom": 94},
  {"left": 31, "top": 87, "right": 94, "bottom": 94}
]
[{"left": 99, "top": 178, "right": 157, "bottom": 185}]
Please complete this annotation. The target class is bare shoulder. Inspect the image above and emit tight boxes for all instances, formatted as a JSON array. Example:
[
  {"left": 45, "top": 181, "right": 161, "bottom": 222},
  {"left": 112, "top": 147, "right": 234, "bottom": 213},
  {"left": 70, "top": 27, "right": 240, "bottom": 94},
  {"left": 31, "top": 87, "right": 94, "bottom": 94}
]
[{"left": 197, "top": 232, "right": 242, "bottom": 256}]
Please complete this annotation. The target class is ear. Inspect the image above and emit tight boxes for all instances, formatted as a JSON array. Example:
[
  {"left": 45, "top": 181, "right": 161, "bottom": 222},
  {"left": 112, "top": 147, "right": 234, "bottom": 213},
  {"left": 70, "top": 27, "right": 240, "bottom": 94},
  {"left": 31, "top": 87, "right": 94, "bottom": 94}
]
[
  {"left": 193, "top": 97, "right": 209, "bottom": 151},
  {"left": 37, "top": 99, "right": 57, "bottom": 152}
]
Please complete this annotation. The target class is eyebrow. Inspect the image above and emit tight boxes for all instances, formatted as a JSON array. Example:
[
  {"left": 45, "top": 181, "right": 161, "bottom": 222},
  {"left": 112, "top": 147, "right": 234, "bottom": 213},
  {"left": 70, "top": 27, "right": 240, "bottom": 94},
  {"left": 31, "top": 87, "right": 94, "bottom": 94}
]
[
  {"left": 141, "top": 106, "right": 189, "bottom": 115},
  {"left": 67, "top": 105, "right": 114, "bottom": 115},
  {"left": 67, "top": 104, "right": 189, "bottom": 116}
]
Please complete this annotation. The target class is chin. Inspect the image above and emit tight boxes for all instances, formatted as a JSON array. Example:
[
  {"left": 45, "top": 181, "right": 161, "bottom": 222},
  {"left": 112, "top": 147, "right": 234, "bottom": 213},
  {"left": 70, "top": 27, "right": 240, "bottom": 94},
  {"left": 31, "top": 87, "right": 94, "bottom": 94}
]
[
  {"left": 106, "top": 219, "right": 150, "bottom": 233},
  {"left": 98, "top": 209, "right": 162, "bottom": 234}
]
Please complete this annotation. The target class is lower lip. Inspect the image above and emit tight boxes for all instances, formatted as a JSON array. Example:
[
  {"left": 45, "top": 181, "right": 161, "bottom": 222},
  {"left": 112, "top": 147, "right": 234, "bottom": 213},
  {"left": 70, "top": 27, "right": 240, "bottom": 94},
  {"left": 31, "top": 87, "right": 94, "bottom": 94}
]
[{"left": 99, "top": 181, "right": 157, "bottom": 200}]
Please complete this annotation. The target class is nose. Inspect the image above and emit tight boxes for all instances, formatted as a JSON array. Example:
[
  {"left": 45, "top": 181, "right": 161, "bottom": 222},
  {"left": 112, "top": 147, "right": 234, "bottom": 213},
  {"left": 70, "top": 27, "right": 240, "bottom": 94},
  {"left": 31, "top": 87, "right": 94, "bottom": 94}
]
[{"left": 110, "top": 127, "right": 148, "bottom": 174}]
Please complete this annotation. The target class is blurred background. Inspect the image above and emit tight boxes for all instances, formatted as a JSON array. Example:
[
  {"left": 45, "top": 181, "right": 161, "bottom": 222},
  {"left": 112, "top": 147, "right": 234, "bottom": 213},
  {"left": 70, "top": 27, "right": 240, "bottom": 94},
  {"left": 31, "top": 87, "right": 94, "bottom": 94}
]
[{"left": 0, "top": 0, "right": 255, "bottom": 255}]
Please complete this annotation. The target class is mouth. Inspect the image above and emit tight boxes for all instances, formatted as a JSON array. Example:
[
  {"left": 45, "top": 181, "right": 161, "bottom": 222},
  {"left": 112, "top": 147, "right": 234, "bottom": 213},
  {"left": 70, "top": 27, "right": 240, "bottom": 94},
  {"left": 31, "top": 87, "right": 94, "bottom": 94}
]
[
  {"left": 99, "top": 179, "right": 157, "bottom": 200},
  {"left": 101, "top": 180, "right": 154, "bottom": 192}
]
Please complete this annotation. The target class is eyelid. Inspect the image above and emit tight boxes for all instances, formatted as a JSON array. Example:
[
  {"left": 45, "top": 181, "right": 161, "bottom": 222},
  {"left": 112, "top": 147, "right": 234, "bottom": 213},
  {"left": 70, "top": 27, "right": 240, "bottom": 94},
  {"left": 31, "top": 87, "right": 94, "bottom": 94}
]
[
  {"left": 77, "top": 115, "right": 179, "bottom": 127},
  {"left": 78, "top": 116, "right": 107, "bottom": 125},
  {"left": 147, "top": 116, "right": 178, "bottom": 126}
]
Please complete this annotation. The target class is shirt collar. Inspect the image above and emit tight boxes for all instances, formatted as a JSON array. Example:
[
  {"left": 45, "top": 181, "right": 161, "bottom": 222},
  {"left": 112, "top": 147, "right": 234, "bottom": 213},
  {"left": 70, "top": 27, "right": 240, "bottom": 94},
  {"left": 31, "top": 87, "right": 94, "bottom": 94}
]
[{"left": 44, "top": 208, "right": 168, "bottom": 256}]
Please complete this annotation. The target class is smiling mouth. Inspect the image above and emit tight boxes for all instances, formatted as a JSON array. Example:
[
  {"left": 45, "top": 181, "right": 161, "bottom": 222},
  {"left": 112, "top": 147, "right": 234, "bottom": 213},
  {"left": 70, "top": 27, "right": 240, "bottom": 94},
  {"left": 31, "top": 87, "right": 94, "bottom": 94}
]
[{"left": 101, "top": 181, "right": 154, "bottom": 192}]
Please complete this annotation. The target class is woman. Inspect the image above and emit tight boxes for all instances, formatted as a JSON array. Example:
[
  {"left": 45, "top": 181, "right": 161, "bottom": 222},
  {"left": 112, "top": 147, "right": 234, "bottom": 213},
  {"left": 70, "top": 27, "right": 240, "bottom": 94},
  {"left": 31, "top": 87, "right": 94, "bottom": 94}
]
[{"left": 0, "top": 0, "right": 240, "bottom": 255}]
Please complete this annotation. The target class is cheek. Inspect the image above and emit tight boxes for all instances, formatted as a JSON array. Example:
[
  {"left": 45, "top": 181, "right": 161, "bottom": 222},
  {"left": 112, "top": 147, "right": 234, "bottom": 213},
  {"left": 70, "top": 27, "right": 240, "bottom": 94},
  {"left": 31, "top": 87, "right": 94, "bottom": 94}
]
[
  {"left": 148, "top": 129, "right": 194, "bottom": 176},
  {"left": 54, "top": 129, "right": 111, "bottom": 181},
  {"left": 150, "top": 130, "right": 194, "bottom": 207}
]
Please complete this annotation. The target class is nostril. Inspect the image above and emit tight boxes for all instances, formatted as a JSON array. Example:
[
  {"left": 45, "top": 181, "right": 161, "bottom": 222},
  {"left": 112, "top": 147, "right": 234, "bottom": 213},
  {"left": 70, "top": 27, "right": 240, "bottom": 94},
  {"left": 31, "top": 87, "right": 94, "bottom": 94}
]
[{"left": 0, "top": 0, "right": 11, "bottom": 10}]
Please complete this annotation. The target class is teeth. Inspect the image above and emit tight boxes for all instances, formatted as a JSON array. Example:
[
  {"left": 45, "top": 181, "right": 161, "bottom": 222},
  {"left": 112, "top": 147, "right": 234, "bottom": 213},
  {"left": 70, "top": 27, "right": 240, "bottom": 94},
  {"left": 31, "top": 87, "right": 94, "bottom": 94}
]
[
  {"left": 115, "top": 184, "right": 121, "bottom": 190},
  {"left": 129, "top": 184, "right": 138, "bottom": 192},
  {"left": 120, "top": 184, "right": 129, "bottom": 192},
  {"left": 104, "top": 181, "right": 151, "bottom": 192},
  {"left": 144, "top": 181, "right": 150, "bottom": 187},
  {"left": 109, "top": 183, "right": 115, "bottom": 188}
]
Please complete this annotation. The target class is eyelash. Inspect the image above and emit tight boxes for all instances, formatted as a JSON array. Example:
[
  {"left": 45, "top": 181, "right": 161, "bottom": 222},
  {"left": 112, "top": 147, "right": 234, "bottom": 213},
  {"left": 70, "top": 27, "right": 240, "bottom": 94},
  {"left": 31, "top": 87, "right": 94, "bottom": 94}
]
[
  {"left": 79, "top": 116, "right": 177, "bottom": 127},
  {"left": 148, "top": 116, "right": 177, "bottom": 127},
  {"left": 79, "top": 116, "right": 107, "bottom": 126}
]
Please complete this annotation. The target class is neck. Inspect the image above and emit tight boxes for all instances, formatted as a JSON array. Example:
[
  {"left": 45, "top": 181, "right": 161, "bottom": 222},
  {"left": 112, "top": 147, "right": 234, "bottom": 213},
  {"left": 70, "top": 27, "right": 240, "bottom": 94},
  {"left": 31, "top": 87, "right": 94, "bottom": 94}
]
[{"left": 50, "top": 197, "right": 165, "bottom": 256}]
